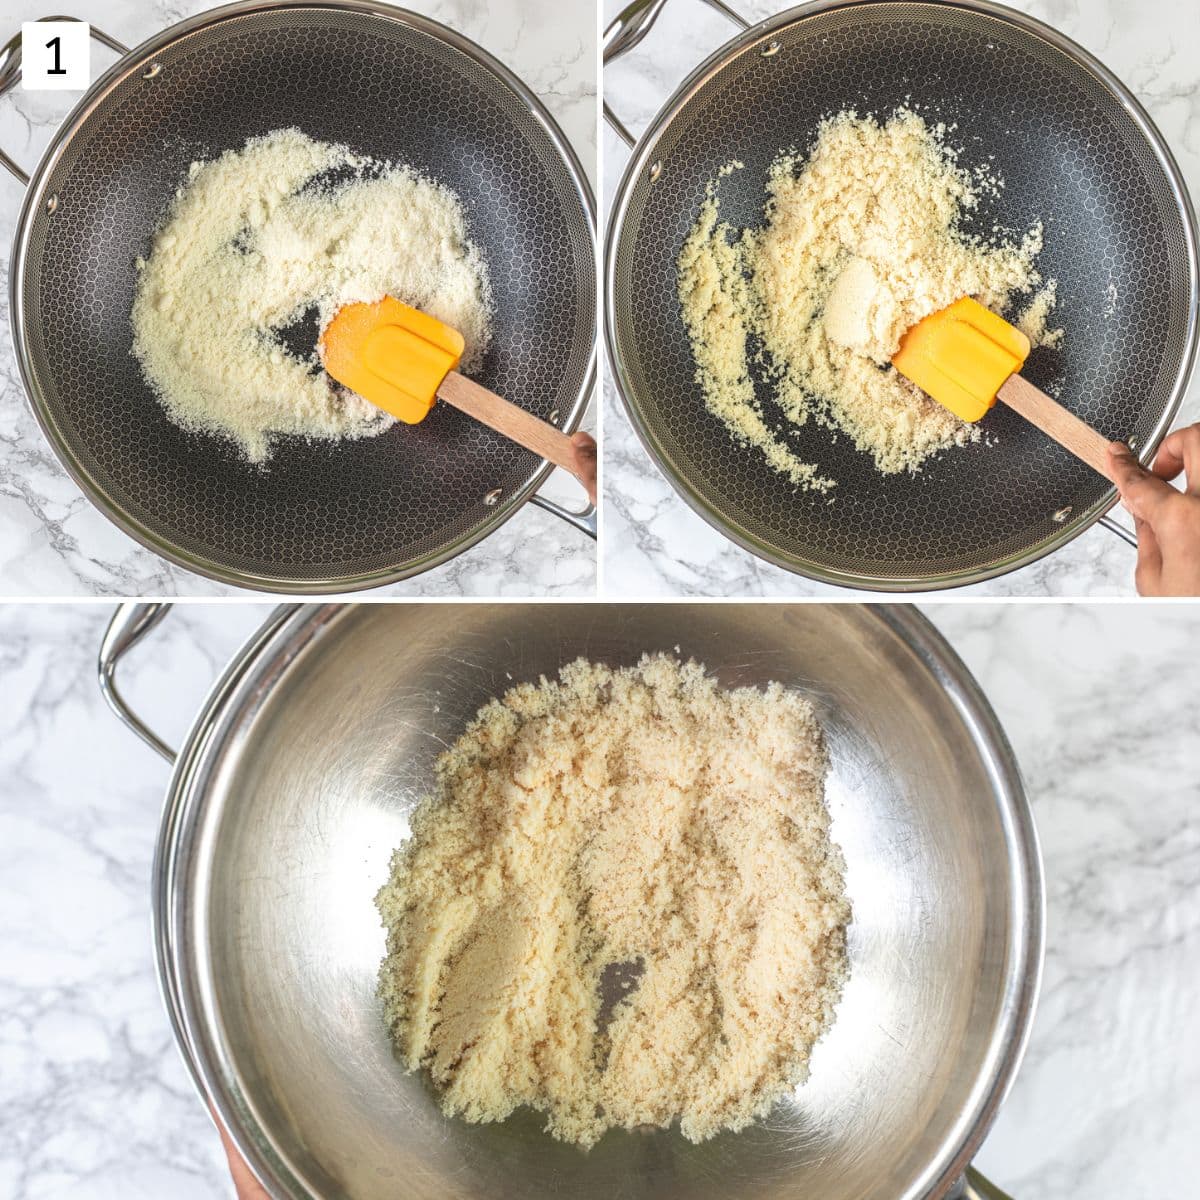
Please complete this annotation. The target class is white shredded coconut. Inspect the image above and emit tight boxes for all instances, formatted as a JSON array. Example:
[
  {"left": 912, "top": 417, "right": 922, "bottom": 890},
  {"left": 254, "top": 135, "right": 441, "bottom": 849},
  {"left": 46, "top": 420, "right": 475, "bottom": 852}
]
[
  {"left": 132, "top": 128, "right": 493, "bottom": 464},
  {"left": 376, "top": 655, "right": 849, "bottom": 1149}
]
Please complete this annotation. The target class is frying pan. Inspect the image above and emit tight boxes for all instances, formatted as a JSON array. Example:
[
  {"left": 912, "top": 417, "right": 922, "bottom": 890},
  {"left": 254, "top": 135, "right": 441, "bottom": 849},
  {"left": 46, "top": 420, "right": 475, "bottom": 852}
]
[
  {"left": 2, "top": 2, "right": 596, "bottom": 592},
  {"left": 605, "top": 0, "right": 1199, "bottom": 590},
  {"left": 100, "top": 601, "right": 1042, "bottom": 1200}
]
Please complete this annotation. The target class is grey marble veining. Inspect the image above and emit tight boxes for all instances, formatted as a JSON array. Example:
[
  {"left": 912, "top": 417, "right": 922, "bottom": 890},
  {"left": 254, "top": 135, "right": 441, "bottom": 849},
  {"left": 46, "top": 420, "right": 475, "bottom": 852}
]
[
  {"left": 0, "top": 0, "right": 596, "bottom": 597},
  {"left": 601, "top": 0, "right": 1200, "bottom": 598},
  {"left": 929, "top": 602, "right": 1200, "bottom": 1196},
  {"left": 1, "top": 601, "right": 1197, "bottom": 1197}
]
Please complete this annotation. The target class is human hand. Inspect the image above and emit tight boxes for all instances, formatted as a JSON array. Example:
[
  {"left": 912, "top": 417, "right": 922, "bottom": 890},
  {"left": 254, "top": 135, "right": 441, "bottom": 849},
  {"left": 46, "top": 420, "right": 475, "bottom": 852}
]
[
  {"left": 1108, "top": 426, "right": 1200, "bottom": 596},
  {"left": 215, "top": 1116, "right": 270, "bottom": 1200}
]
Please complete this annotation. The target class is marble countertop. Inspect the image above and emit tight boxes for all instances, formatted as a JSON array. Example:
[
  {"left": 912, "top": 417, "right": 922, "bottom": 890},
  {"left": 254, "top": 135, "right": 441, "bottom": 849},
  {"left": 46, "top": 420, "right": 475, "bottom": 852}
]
[
  {"left": 601, "top": 0, "right": 1200, "bottom": 598},
  {"left": 0, "top": 0, "right": 596, "bottom": 597},
  {"left": 1, "top": 600, "right": 1197, "bottom": 1197}
]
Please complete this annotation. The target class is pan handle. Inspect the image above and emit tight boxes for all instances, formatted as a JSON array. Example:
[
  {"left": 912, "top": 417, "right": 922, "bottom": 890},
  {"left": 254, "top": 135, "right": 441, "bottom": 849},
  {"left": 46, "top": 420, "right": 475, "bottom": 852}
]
[
  {"left": 0, "top": 16, "right": 128, "bottom": 185},
  {"left": 98, "top": 602, "right": 177, "bottom": 764},
  {"left": 961, "top": 1167, "right": 1015, "bottom": 1200},
  {"left": 1098, "top": 512, "right": 1138, "bottom": 548},
  {"left": 531, "top": 492, "right": 598, "bottom": 539},
  {"left": 98, "top": 599, "right": 214, "bottom": 1115},
  {"left": 530, "top": 428, "right": 597, "bottom": 537},
  {"left": 603, "top": 0, "right": 750, "bottom": 147}
]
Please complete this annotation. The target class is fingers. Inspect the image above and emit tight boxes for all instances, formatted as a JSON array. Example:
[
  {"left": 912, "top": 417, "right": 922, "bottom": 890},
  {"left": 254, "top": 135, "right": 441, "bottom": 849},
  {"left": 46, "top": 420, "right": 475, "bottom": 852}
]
[
  {"left": 1108, "top": 442, "right": 1178, "bottom": 523},
  {"left": 1132, "top": 515, "right": 1163, "bottom": 597},
  {"left": 1150, "top": 424, "right": 1200, "bottom": 493},
  {"left": 570, "top": 431, "right": 598, "bottom": 505}
]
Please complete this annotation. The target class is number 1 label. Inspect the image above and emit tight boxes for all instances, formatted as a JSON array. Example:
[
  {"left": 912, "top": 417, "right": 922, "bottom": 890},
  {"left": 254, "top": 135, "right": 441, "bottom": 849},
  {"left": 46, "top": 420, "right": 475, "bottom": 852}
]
[{"left": 46, "top": 36, "right": 67, "bottom": 76}]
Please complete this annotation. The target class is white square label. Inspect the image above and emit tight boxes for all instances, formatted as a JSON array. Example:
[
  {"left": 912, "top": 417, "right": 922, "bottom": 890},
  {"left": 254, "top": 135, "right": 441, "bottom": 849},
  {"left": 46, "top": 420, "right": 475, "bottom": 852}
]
[{"left": 21, "top": 21, "right": 91, "bottom": 91}]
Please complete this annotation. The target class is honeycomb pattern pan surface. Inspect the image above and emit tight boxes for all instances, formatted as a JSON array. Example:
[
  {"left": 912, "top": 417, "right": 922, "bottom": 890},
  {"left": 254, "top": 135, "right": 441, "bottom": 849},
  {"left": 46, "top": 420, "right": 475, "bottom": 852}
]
[
  {"left": 11, "top": 0, "right": 596, "bottom": 591},
  {"left": 606, "top": 0, "right": 1198, "bottom": 591}
]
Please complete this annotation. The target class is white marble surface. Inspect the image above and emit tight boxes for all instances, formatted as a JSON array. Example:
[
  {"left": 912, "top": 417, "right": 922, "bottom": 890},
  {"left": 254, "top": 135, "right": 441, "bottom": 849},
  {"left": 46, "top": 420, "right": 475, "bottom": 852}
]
[
  {"left": 601, "top": 0, "right": 1200, "bottom": 598},
  {"left": 1, "top": 600, "right": 1197, "bottom": 1198},
  {"left": 0, "top": 0, "right": 596, "bottom": 597}
]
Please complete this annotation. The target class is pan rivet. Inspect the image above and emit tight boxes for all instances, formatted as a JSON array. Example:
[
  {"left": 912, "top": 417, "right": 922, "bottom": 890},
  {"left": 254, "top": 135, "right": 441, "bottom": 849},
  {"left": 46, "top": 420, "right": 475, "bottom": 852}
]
[
  {"left": 143, "top": 62, "right": 162, "bottom": 79},
  {"left": 483, "top": 488, "right": 503, "bottom": 506},
  {"left": 1127, "top": 435, "right": 1139, "bottom": 451},
  {"left": 649, "top": 161, "right": 662, "bottom": 183},
  {"left": 549, "top": 409, "right": 560, "bottom": 424},
  {"left": 45, "top": 194, "right": 58, "bottom": 216},
  {"left": 1053, "top": 505, "right": 1073, "bottom": 523},
  {"left": 762, "top": 40, "right": 781, "bottom": 56}
]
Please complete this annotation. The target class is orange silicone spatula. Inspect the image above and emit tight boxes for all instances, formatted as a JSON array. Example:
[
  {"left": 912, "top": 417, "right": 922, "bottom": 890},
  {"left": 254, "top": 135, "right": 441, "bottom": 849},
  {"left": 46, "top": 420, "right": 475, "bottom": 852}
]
[
  {"left": 321, "top": 297, "right": 596, "bottom": 503},
  {"left": 892, "top": 297, "right": 1114, "bottom": 482}
]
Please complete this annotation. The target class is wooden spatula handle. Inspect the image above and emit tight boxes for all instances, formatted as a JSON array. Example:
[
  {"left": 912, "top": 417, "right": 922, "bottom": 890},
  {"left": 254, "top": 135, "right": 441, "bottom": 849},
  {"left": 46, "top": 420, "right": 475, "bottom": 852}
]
[
  {"left": 997, "top": 373, "right": 1114, "bottom": 482},
  {"left": 437, "top": 372, "right": 596, "bottom": 503}
]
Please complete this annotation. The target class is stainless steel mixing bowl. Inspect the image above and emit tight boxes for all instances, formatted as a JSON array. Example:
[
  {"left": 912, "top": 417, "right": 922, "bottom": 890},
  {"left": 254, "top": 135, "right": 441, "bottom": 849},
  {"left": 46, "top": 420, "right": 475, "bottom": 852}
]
[{"left": 100, "top": 602, "right": 1043, "bottom": 1199}]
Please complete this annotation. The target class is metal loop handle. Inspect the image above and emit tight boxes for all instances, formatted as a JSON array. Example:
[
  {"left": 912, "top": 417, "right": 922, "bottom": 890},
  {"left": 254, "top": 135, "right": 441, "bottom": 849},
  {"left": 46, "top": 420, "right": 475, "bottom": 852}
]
[
  {"left": 530, "top": 430, "right": 597, "bottom": 539},
  {"left": 603, "top": 0, "right": 750, "bottom": 147},
  {"left": 0, "top": 16, "right": 128, "bottom": 184},
  {"left": 1098, "top": 512, "right": 1138, "bottom": 548},
  {"left": 98, "top": 602, "right": 177, "bottom": 764},
  {"left": 531, "top": 492, "right": 598, "bottom": 538},
  {"left": 961, "top": 1167, "right": 1016, "bottom": 1200}
]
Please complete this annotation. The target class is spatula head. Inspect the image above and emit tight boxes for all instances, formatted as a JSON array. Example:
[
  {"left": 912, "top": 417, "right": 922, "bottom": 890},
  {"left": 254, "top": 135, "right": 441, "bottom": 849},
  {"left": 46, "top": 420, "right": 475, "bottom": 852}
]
[
  {"left": 891, "top": 297, "right": 1031, "bottom": 422},
  {"left": 320, "top": 297, "right": 465, "bottom": 424}
]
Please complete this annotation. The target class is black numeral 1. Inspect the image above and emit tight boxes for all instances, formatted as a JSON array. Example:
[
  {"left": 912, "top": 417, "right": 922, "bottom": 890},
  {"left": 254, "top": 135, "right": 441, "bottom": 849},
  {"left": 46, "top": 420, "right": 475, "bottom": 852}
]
[{"left": 46, "top": 37, "right": 66, "bottom": 75}]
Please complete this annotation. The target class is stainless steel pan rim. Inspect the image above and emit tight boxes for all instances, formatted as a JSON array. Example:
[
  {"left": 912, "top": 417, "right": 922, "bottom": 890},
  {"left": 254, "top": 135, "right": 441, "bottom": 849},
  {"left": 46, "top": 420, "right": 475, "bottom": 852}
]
[
  {"left": 8, "top": 1, "right": 596, "bottom": 593},
  {"left": 604, "top": 0, "right": 1199, "bottom": 592},
  {"left": 96, "top": 602, "right": 1044, "bottom": 1200}
]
